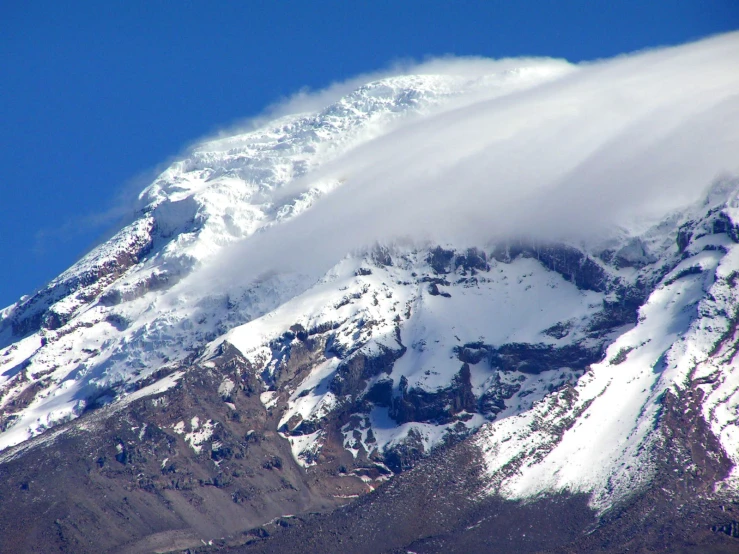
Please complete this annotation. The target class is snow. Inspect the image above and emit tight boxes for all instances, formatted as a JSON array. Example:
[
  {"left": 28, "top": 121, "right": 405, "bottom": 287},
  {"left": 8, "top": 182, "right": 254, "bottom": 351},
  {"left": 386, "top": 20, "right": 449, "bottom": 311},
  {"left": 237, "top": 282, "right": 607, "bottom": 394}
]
[
  {"left": 0, "top": 63, "right": 649, "bottom": 456},
  {"left": 217, "top": 245, "right": 609, "bottom": 464},
  {"left": 391, "top": 256, "right": 601, "bottom": 393},
  {"left": 116, "top": 370, "right": 185, "bottom": 407},
  {"left": 0, "top": 333, "right": 42, "bottom": 391},
  {"left": 218, "top": 378, "right": 235, "bottom": 398},
  {"left": 475, "top": 198, "right": 739, "bottom": 511},
  {"left": 260, "top": 391, "right": 278, "bottom": 409},
  {"left": 172, "top": 416, "right": 217, "bottom": 454},
  {"left": 279, "top": 359, "right": 340, "bottom": 430},
  {"left": 358, "top": 407, "right": 487, "bottom": 457},
  {"left": 285, "top": 431, "right": 323, "bottom": 468}
]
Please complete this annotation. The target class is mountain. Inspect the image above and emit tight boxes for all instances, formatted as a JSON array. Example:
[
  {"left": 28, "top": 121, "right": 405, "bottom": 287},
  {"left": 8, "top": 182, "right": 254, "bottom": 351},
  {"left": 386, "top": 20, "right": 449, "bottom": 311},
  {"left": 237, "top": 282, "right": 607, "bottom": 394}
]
[{"left": 1, "top": 34, "right": 739, "bottom": 553}]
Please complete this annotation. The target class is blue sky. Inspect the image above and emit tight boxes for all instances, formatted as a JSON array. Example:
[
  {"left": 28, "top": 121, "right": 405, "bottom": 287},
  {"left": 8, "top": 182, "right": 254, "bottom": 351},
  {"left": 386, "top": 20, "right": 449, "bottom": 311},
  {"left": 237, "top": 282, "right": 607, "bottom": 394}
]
[{"left": 1, "top": 1, "right": 737, "bottom": 308}]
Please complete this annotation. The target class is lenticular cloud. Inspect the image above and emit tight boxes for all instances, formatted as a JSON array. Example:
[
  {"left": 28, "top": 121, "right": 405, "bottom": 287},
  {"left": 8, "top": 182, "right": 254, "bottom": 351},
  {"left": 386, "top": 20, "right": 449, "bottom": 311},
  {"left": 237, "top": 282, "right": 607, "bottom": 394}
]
[{"left": 183, "top": 32, "right": 739, "bottom": 295}]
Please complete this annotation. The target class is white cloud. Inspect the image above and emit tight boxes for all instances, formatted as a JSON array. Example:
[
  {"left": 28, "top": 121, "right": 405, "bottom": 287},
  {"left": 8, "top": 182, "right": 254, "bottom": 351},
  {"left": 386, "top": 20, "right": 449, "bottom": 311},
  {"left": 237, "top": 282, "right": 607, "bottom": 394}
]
[
  {"left": 190, "top": 55, "right": 574, "bottom": 146},
  {"left": 177, "top": 32, "right": 739, "bottom": 299}
]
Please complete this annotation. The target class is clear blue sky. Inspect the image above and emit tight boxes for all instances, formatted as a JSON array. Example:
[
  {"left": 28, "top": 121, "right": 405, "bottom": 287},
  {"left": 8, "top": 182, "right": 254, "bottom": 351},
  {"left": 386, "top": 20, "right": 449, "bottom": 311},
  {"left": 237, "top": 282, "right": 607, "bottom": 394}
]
[{"left": 1, "top": 1, "right": 737, "bottom": 308}]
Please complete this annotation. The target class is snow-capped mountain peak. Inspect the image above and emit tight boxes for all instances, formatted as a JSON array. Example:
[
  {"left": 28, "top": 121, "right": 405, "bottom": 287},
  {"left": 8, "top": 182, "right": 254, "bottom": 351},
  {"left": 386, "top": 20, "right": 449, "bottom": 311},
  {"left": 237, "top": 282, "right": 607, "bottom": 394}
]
[
  {"left": 1, "top": 37, "right": 739, "bottom": 547},
  {"left": 0, "top": 64, "right": 574, "bottom": 452}
]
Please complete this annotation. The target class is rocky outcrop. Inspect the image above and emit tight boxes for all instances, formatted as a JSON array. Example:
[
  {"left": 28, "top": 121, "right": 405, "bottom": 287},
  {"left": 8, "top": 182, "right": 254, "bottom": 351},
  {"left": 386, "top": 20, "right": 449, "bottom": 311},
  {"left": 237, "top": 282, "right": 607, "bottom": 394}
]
[
  {"left": 226, "top": 375, "right": 739, "bottom": 554},
  {"left": 0, "top": 351, "right": 366, "bottom": 554},
  {"left": 390, "top": 365, "right": 476, "bottom": 425},
  {"left": 492, "top": 342, "right": 601, "bottom": 374},
  {"left": 454, "top": 340, "right": 601, "bottom": 375},
  {"left": 491, "top": 241, "right": 609, "bottom": 292},
  {"left": 1, "top": 223, "right": 154, "bottom": 342},
  {"left": 329, "top": 345, "right": 406, "bottom": 398}
]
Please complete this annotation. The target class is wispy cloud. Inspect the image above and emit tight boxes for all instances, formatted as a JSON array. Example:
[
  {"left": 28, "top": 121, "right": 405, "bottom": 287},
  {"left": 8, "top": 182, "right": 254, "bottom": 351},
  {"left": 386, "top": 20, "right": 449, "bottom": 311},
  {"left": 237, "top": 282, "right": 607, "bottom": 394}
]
[
  {"left": 173, "top": 32, "right": 739, "bottom": 299},
  {"left": 189, "top": 55, "right": 575, "bottom": 148}
]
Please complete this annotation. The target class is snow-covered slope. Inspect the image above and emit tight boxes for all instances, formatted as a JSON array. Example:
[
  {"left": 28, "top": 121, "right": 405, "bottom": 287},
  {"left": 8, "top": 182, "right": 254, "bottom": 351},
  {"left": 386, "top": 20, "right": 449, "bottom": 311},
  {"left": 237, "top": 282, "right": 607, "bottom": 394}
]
[
  {"left": 1, "top": 36, "right": 738, "bottom": 523},
  {"left": 201, "top": 175, "right": 739, "bottom": 512},
  {"left": 217, "top": 244, "right": 608, "bottom": 469},
  {"left": 474, "top": 181, "right": 739, "bottom": 510}
]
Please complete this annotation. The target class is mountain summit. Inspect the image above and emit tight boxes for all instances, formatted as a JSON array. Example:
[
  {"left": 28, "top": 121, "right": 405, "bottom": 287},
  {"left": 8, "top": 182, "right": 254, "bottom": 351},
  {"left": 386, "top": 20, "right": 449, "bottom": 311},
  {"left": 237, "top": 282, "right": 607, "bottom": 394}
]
[{"left": 1, "top": 33, "right": 739, "bottom": 553}]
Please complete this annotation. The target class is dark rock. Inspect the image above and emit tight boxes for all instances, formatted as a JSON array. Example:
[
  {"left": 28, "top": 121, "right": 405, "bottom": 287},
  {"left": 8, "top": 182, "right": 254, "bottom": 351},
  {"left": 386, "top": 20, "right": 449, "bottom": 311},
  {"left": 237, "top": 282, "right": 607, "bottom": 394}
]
[
  {"left": 454, "top": 343, "right": 491, "bottom": 364},
  {"left": 490, "top": 241, "right": 609, "bottom": 292},
  {"left": 371, "top": 245, "right": 393, "bottom": 267},
  {"left": 391, "top": 365, "right": 476, "bottom": 425},
  {"left": 289, "top": 324, "right": 308, "bottom": 342},
  {"left": 262, "top": 456, "right": 283, "bottom": 470},
  {"left": 478, "top": 373, "right": 522, "bottom": 415},
  {"left": 677, "top": 221, "right": 695, "bottom": 253},
  {"left": 455, "top": 247, "right": 490, "bottom": 273},
  {"left": 427, "top": 282, "right": 451, "bottom": 297},
  {"left": 383, "top": 429, "right": 426, "bottom": 473},
  {"left": 211, "top": 444, "right": 234, "bottom": 462},
  {"left": 613, "top": 238, "right": 655, "bottom": 269},
  {"left": 663, "top": 265, "right": 704, "bottom": 286},
  {"left": 712, "top": 211, "right": 739, "bottom": 242},
  {"left": 1, "top": 231, "right": 153, "bottom": 343},
  {"left": 364, "top": 379, "right": 393, "bottom": 407},
  {"left": 533, "top": 244, "right": 609, "bottom": 292},
  {"left": 329, "top": 345, "right": 405, "bottom": 398},
  {"left": 40, "top": 310, "right": 69, "bottom": 331},
  {"left": 609, "top": 346, "right": 634, "bottom": 365},
  {"left": 247, "top": 527, "right": 270, "bottom": 539},
  {"left": 308, "top": 321, "right": 337, "bottom": 336},
  {"left": 115, "top": 450, "right": 129, "bottom": 465},
  {"left": 427, "top": 246, "right": 455, "bottom": 274},
  {"left": 586, "top": 281, "right": 651, "bottom": 333},
  {"left": 491, "top": 342, "right": 600, "bottom": 374},
  {"left": 104, "top": 313, "right": 129, "bottom": 331},
  {"left": 490, "top": 239, "right": 528, "bottom": 263},
  {"left": 712, "top": 521, "right": 739, "bottom": 538},
  {"left": 542, "top": 321, "right": 572, "bottom": 340},
  {"left": 97, "top": 289, "right": 122, "bottom": 307}
]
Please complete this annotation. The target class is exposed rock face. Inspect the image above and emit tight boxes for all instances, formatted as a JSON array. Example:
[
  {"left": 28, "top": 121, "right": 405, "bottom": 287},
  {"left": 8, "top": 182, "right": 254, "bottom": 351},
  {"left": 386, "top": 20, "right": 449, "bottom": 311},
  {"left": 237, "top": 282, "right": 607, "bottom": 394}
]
[
  {"left": 221, "top": 383, "right": 739, "bottom": 554},
  {"left": 5, "top": 73, "right": 534, "bottom": 454},
  {"left": 490, "top": 342, "right": 601, "bottom": 374},
  {"left": 217, "top": 238, "right": 653, "bottom": 479},
  {"left": 390, "top": 364, "right": 476, "bottom": 425},
  {"left": 329, "top": 345, "right": 406, "bottom": 398},
  {"left": 0, "top": 352, "right": 365, "bottom": 554},
  {"left": 491, "top": 241, "right": 608, "bottom": 291}
]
